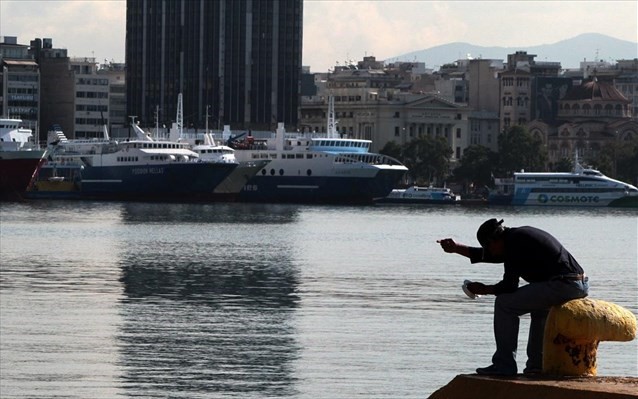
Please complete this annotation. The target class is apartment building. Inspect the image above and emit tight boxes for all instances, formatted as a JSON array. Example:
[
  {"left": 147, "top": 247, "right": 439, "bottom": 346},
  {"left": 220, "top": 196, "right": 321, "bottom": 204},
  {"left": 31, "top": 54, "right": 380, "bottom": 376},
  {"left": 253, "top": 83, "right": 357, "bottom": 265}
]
[
  {"left": 467, "top": 59, "right": 503, "bottom": 152},
  {"left": 0, "top": 36, "right": 39, "bottom": 130}
]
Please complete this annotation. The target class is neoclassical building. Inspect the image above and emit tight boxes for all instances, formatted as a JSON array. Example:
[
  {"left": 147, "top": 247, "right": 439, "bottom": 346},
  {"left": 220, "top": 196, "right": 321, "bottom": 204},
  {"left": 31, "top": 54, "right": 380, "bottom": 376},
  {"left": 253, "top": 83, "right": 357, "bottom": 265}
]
[
  {"left": 527, "top": 78, "right": 637, "bottom": 167},
  {"left": 300, "top": 60, "right": 470, "bottom": 163}
]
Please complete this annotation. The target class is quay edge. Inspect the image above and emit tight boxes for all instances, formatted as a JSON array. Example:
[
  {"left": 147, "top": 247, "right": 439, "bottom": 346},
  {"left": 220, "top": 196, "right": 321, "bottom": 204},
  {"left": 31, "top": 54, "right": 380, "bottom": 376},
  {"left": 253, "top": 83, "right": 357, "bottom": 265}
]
[{"left": 428, "top": 374, "right": 638, "bottom": 399}]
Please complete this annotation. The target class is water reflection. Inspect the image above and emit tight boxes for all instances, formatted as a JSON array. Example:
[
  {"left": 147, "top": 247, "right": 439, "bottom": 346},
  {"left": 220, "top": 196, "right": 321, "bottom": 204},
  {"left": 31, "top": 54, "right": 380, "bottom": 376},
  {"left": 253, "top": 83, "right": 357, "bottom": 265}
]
[
  {"left": 120, "top": 202, "right": 301, "bottom": 225},
  {"left": 117, "top": 238, "right": 301, "bottom": 398}
]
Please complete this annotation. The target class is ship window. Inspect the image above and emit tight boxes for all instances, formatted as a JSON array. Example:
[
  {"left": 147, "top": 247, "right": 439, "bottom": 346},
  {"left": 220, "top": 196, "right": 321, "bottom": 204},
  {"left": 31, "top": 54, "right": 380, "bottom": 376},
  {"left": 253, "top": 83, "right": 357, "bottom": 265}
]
[
  {"left": 270, "top": 169, "right": 275, "bottom": 176},
  {"left": 279, "top": 169, "right": 284, "bottom": 176},
  {"left": 307, "top": 169, "right": 312, "bottom": 176}
]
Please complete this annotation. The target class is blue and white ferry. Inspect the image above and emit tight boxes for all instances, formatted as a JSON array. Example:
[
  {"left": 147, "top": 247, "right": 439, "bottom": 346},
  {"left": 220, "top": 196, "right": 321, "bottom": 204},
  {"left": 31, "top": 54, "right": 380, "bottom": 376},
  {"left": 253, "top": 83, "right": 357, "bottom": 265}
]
[
  {"left": 28, "top": 123, "right": 238, "bottom": 201},
  {"left": 378, "top": 186, "right": 460, "bottom": 204},
  {"left": 489, "top": 159, "right": 638, "bottom": 207},
  {"left": 227, "top": 95, "right": 407, "bottom": 204},
  {"left": 231, "top": 128, "right": 407, "bottom": 204}
]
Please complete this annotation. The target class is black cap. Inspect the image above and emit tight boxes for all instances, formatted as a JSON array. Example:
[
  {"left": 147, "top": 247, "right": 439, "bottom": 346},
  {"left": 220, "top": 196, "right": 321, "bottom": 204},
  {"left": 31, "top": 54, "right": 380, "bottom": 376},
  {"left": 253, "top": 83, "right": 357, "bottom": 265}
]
[{"left": 477, "top": 218, "right": 505, "bottom": 248}]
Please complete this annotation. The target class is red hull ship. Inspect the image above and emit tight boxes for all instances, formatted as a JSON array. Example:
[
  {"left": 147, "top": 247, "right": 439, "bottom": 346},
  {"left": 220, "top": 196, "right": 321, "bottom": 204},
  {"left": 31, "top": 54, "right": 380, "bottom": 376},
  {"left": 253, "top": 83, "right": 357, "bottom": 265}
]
[{"left": 0, "top": 119, "right": 45, "bottom": 200}]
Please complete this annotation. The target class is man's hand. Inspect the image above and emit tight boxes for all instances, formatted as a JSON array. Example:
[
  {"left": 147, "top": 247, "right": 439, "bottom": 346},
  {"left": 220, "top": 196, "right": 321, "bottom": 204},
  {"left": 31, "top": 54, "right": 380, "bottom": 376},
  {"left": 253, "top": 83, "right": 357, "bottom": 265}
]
[
  {"left": 466, "top": 282, "right": 494, "bottom": 295},
  {"left": 437, "top": 238, "right": 457, "bottom": 253}
]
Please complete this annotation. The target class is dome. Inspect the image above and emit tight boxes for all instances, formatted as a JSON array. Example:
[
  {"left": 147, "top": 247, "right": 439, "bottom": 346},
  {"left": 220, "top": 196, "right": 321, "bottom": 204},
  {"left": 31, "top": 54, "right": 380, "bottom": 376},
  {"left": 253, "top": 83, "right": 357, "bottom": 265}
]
[{"left": 562, "top": 78, "right": 629, "bottom": 102}]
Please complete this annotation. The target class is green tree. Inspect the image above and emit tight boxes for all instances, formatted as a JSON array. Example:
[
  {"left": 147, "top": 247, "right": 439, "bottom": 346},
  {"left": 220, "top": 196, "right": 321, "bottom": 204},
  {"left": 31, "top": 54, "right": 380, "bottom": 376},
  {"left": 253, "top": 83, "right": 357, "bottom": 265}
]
[
  {"left": 552, "top": 157, "right": 573, "bottom": 172},
  {"left": 453, "top": 145, "right": 498, "bottom": 188},
  {"left": 596, "top": 134, "right": 638, "bottom": 184},
  {"left": 497, "top": 125, "right": 547, "bottom": 174},
  {"left": 379, "top": 141, "right": 402, "bottom": 160},
  {"left": 401, "top": 135, "right": 453, "bottom": 184}
]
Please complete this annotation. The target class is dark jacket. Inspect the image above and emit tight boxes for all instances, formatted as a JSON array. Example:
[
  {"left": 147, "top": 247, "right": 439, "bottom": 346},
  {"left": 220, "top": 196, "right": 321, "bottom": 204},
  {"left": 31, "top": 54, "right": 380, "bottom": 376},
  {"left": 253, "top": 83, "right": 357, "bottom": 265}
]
[{"left": 468, "top": 226, "right": 584, "bottom": 294}]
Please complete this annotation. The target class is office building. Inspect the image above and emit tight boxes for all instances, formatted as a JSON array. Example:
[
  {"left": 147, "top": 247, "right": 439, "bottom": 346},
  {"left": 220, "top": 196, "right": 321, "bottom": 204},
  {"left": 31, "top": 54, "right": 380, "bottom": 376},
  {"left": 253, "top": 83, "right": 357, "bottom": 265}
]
[
  {"left": 126, "top": 0, "right": 303, "bottom": 131},
  {"left": 0, "top": 36, "right": 39, "bottom": 130}
]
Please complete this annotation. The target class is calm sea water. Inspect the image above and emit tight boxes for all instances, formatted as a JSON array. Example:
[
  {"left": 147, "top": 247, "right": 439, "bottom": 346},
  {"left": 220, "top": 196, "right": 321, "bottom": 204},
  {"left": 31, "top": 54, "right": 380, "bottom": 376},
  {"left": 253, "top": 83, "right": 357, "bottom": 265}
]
[{"left": 1, "top": 201, "right": 636, "bottom": 398}]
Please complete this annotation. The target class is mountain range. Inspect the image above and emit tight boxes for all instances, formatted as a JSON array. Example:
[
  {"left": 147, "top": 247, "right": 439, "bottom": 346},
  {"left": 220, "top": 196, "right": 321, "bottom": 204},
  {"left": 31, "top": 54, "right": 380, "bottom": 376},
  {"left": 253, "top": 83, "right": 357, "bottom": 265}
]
[{"left": 386, "top": 33, "right": 638, "bottom": 70}]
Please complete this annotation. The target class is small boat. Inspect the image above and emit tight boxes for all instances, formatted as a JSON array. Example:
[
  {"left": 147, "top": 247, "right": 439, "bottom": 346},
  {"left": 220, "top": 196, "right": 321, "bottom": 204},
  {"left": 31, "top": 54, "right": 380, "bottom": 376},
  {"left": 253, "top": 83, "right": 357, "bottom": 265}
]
[
  {"left": 377, "top": 186, "right": 460, "bottom": 204},
  {"left": 28, "top": 153, "right": 84, "bottom": 199},
  {"left": 0, "top": 118, "right": 47, "bottom": 200},
  {"left": 488, "top": 154, "right": 638, "bottom": 207}
]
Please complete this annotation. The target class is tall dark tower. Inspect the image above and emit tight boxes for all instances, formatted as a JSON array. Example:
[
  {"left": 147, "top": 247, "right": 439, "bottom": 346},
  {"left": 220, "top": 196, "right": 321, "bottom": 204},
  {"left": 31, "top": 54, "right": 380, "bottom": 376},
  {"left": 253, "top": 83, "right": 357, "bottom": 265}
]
[{"left": 126, "top": 0, "right": 302, "bottom": 130}]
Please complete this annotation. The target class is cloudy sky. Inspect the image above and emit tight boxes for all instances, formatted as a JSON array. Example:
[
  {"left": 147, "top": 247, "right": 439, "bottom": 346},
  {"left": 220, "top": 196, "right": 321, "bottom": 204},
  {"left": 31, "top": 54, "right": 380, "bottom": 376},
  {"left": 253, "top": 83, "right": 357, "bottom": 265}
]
[{"left": 1, "top": 0, "right": 636, "bottom": 72}]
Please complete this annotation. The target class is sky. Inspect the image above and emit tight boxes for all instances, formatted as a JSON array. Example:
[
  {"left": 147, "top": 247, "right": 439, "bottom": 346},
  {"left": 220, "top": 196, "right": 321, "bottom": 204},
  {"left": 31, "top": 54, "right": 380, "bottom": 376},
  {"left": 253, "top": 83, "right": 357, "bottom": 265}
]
[{"left": 1, "top": 0, "right": 636, "bottom": 73}]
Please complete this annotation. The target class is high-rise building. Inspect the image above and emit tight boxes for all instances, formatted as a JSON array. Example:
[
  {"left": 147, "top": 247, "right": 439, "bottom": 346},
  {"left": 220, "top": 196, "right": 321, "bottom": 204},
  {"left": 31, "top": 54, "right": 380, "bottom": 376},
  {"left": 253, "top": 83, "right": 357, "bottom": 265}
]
[{"left": 126, "top": 0, "right": 303, "bottom": 131}]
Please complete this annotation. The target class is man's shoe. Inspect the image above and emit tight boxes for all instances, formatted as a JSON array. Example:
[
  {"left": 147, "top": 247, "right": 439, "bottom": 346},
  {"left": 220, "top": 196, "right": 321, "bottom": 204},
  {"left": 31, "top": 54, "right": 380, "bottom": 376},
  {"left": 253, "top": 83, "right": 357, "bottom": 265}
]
[
  {"left": 476, "top": 364, "right": 516, "bottom": 376},
  {"left": 523, "top": 367, "right": 542, "bottom": 376}
]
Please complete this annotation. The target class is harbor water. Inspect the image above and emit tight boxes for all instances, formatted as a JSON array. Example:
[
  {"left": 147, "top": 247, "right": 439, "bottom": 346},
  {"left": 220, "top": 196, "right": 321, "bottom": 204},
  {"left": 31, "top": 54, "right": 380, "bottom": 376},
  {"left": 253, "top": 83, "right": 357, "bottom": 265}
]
[{"left": 1, "top": 201, "right": 636, "bottom": 398}]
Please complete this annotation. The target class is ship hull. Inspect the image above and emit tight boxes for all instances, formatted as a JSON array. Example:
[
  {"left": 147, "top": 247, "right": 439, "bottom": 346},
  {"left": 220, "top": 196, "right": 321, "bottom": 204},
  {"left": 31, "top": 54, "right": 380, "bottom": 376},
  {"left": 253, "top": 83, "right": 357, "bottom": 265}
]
[
  {"left": 238, "top": 167, "right": 406, "bottom": 204},
  {"left": 0, "top": 150, "right": 46, "bottom": 200},
  {"left": 212, "top": 160, "right": 270, "bottom": 199},
  {"left": 489, "top": 190, "right": 638, "bottom": 207},
  {"left": 28, "top": 162, "right": 238, "bottom": 201}
]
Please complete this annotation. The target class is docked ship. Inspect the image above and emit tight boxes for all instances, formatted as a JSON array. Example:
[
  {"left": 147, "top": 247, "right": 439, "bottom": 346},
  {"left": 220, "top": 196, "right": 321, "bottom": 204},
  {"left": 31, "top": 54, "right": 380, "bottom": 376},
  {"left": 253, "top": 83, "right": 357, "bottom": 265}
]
[
  {"left": 0, "top": 118, "right": 46, "bottom": 200},
  {"left": 488, "top": 158, "right": 638, "bottom": 207},
  {"left": 28, "top": 122, "right": 238, "bottom": 201},
  {"left": 165, "top": 93, "right": 270, "bottom": 199},
  {"left": 230, "top": 98, "right": 408, "bottom": 204},
  {"left": 377, "top": 186, "right": 460, "bottom": 204}
]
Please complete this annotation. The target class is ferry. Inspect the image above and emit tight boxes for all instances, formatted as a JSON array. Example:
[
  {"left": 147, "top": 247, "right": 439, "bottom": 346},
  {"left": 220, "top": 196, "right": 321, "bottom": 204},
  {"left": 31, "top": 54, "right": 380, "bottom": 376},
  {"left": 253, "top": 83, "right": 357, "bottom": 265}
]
[
  {"left": 165, "top": 93, "right": 270, "bottom": 199},
  {"left": 230, "top": 97, "right": 408, "bottom": 204},
  {"left": 489, "top": 159, "right": 638, "bottom": 207},
  {"left": 0, "top": 118, "right": 46, "bottom": 200},
  {"left": 377, "top": 186, "right": 460, "bottom": 204},
  {"left": 27, "top": 122, "right": 238, "bottom": 201}
]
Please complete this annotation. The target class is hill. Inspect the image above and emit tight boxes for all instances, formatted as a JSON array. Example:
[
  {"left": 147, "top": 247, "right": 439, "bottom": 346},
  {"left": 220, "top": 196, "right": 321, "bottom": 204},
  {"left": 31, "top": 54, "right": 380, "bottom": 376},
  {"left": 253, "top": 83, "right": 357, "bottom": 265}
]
[{"left": 387, "top": 33, "right": 638, "bottom": 70}]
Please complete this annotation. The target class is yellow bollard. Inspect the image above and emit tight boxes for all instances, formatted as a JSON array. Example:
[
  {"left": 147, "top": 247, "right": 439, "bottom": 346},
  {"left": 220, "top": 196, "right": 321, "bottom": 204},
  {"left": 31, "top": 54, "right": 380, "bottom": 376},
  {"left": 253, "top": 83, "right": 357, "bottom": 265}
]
[{"left": 543, "top": 298, "right": 637, "bottom": 376}]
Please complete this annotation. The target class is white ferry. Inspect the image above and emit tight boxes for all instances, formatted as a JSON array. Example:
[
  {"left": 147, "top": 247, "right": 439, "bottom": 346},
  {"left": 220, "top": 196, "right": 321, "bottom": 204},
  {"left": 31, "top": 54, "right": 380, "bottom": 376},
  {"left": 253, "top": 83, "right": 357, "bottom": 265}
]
[
  {"left": 230, "top": 97, "right": 408, "bottom": 204},
  {"left": 378, "top": 186, "right": 460, "bottom": 204},
  {"left": 489, "top": 159, "right": 638, "bottom": 207}
]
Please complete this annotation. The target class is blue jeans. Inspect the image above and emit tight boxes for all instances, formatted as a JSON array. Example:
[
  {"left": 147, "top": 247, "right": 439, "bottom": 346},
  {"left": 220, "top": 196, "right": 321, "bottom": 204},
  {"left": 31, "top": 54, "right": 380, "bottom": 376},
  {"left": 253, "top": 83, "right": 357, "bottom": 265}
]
[{"left": 491, "top": 278, "right": 589, "bottom": 374}]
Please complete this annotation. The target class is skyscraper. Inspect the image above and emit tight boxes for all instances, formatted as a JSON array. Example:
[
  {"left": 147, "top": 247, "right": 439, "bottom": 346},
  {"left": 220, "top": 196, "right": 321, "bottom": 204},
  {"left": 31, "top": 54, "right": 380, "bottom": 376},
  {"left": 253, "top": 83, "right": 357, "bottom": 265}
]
[{"left": 126, "top": 0, "right": 302, "bottom": 131}]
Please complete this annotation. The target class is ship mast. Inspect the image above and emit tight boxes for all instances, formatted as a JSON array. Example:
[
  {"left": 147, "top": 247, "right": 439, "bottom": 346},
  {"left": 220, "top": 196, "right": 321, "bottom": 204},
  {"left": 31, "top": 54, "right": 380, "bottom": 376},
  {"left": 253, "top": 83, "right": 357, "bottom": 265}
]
[
  {"left": 176, "top": 93, "right": 183, "bottom": 138},
  {"left": 326, "top": 95, "right": 338, "bottom": 138}
]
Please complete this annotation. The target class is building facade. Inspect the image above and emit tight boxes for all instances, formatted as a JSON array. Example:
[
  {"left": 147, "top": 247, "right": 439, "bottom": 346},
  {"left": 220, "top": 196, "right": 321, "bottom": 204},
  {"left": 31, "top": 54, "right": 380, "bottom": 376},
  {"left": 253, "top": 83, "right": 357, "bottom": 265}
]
[
  {"left": 0, "top": 36, "right": 39, "bottom": 130},
  {"left": 300, "top": 60, "right": 470, "bottom": 163},
  {"left": 126, "top": 0, "right": 303, "bottom": 131},
  {"left": 498, "top": 51, "right": 563, "bottom": 133},
  {"left": 467, "top": 59, "right": 503, "bottom": 152},
  {"left": 527, "top": 78, "right": 637, "bottom": 169}
]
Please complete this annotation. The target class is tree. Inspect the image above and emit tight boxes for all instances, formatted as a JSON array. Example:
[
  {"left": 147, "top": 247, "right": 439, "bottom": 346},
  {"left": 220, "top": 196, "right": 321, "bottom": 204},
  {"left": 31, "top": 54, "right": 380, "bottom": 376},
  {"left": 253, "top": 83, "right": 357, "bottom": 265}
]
[
  {"left": 497, "top": 125, "right": 547, "bottom": 174},
  {"left": 552, "top": 157, "right": 573, "bottom": 172},
  {"left": 596, "top": 134, "right": 638, "bottom": 184},
  {"left": 379, "top": 141, "right": 402, "bottom": 161},
  {"left": 400, "top": 135, "right": 453, "bottom": 184},
  {"left": 453, "top": 145, "right": 498, "bottom": 189}
]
